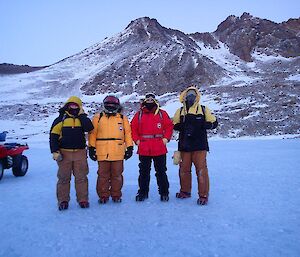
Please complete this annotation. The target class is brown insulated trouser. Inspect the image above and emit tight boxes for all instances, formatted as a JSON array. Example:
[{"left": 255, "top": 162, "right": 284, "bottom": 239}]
[
  {"left": 96, "top": 160, "right": 124, "bottom": 199},
  {"left": 56, "top": 149, "right": 89, "bottom": 204},
  {"left": 179, "top": 151, "right": 209, "bottom": 198}
]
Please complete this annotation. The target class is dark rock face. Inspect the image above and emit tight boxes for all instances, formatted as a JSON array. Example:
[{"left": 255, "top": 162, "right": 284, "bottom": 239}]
[
  {"left": 0, "top": 63, "right": 47, "bottom": 74},
  {"left": 214, "top": 13, "right": 300, "bottom": 61},
  {"left": 80, "top": 17, "right": 225, "bottom": 95}
]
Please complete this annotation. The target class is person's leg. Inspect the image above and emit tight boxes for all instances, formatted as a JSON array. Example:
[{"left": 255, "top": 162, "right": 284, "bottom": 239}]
[
  {"left": 153, "top": 154, "right": 169, "bottom": 198},
  {"left": 177, "top": 151, "right": 192, "bottom": 198},
  {"left": 110, "top": 160, "right": 124, "bottom": 201},
  {"left": 72, "top": 149, "right": 89, "bottom": 206},
  {"left": 57, "top": 151, "right": 73, "bottom": 207},
  {"left": 137, "top": 155, "right": 152, "bottom": 199},
  {"left": 96, "top": 161, "right": 111, "bottom": 201},
  {"left": 192, "top": 151, "right": 209, "bottom": 204}
]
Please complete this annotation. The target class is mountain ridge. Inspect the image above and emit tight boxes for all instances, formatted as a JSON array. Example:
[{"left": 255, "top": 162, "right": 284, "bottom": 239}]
[{"left": 0, "top": 13, "right": 299, "bottom": 139}]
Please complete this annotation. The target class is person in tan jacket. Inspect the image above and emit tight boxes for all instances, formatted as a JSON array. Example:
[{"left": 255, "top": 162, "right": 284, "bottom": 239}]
[
  {"left": 50, "top": 96, "right": 94, "bottom": 211},
  {"left": 88, "top": 95, "right": 133, "bottom": 203},
  {"left": 173, "top": 86, "right": 218, "bottom": 205}
]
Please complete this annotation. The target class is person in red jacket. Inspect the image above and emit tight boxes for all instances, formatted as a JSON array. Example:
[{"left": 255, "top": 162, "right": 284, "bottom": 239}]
[{"left": 131, "top": 93, "right": 174, "bottom": 202}]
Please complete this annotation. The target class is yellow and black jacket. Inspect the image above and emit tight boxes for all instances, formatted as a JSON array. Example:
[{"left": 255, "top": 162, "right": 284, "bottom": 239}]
[
  {"left": 173, "top": 86, "right": 218, "bottom": 151},
  {"left": 49, "top": 96, "right": 94, "bottom": 153}
]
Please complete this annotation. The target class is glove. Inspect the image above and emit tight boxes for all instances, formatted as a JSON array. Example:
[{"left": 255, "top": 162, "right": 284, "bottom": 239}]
[
  {"left": 88, "top": 147, "right": 97, "bottom": 161},
  {"left": 124, "top": 146, "right": 133, "bottom": 160},
  {"left": 162, "top": 138, "right": 168, "bottom": 145},
  {"left": 52, "top": 151, "right": 63, "bottom": 162}
]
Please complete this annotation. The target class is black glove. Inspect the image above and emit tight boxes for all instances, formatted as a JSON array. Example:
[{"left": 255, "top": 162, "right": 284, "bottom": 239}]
[
  {"left": 88, "top": 147, "right": 97, "bottom": 161},
  {"left": 173, "top": 122, "right": 183, "bottom": 131},
  {"left": 204, "top": 120, "right": 218, "bottom": 130},
  {"left": 124, "top": 146, "right": 133, "bottom": 160}
]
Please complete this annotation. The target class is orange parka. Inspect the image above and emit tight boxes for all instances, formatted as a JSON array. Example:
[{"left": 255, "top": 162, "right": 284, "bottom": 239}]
[{"left": 88, "top": 112, "right": 133, "bottom": 161}]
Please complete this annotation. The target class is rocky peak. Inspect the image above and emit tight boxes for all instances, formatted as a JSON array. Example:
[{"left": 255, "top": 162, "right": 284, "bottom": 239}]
[
  {"left": 214, "top": 13, "right": 300, "bottom": 61},
  {"left": 125, "top": 17, "right": 168, "bottom": 41},
  {"left": 281, "top": 18, "right": 300, "bottom": 36}
]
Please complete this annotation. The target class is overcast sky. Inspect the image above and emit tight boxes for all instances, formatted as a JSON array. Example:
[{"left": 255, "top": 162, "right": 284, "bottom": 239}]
[{"left": 1, "top": 0, "right": 299, "bottom": 66}]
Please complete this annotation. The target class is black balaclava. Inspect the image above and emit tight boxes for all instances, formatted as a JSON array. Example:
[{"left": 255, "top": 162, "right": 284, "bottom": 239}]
[
  {"left": 185, "top": 90, "right": 197, "bottom": 110},
  {"left": 144, "top": 102, "right": 156, "bottom": 111},
  {"left": 67, "top": 103, "right": 80, "bottom": 116}
]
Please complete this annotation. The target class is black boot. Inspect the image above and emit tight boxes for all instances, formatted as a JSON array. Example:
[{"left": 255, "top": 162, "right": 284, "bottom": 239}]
[
  {"left": 135, "top": 192, "right": 148, "bottom": 201},
  {"left": 160, "top": 195, "right": 169, "bottom": 202},
  {"left": 79, "top": 201, "right": 90, "bottom": 208},
  {"left": 98, "top": 197, "right": 109, "bottom": 204},
  {"left": 58, "top": 201, "right": 68, "bottom": 211},
  {"left": 112, "top": 197, "right": 122, "bottom": 203}
]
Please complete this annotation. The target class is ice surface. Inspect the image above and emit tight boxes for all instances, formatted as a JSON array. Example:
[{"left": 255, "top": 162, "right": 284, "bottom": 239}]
[{"left": 0, "top": 138, "right": 299, "bottom": 257}]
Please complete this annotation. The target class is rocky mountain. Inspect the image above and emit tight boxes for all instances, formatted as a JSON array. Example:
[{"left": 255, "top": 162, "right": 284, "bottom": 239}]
[
  {"left": 0, "top": 13, "right": 299, "bottom": 139},
  {"left": 0, "top": 63, "right": 47, "bottom": 75},
  {"left": 212, "top": 12, "right": 300, "bottom": 62}
]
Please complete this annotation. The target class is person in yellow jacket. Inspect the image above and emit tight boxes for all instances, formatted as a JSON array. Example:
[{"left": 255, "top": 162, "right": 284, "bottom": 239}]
[
  {"left": 173, "top": 86, "right": 218, "bottom": 205},
  {"left": 50, "top": 96, "right": 94, "bottom": 211},
  {"left": 88, "top": 95, "right": 133, "bottom": 203}
]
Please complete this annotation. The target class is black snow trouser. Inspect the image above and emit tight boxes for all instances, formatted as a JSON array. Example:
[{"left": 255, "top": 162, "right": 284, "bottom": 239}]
[{"left": 138, "top": 155, "right": 169, "bottom": 196}]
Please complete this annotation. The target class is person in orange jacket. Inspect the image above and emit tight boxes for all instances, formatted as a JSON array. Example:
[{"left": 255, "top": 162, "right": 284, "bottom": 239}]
[
  {"left": 131, "top": 93, "right": 174, "bottom": 202},
  {"left": 88, "top": 95, "right": 133, "bottom": 203}
]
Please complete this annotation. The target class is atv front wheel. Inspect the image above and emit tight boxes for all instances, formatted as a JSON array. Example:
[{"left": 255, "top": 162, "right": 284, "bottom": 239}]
[
  {"left": 0, "top": 160, "right": 4, "bottom": 181},
  {"left": 12, "top": 155, "right": 28, "bottom": 177}
]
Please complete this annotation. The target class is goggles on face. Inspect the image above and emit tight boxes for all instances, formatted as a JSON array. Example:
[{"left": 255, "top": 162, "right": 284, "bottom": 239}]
[
  {"left": 144, "top": 93, "right": 156, "bottom": 103},
  {"left": 68, "top": 103, "right": 79, "bottom": 109},
  {"left": 103, "top": 95, "right": 120, "bottom": 105}
]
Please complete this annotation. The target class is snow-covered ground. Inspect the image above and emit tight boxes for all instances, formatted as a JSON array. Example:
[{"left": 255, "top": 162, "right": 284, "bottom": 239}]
[{"left": 1, "top": 137, "right": 299, "bottom": 257}]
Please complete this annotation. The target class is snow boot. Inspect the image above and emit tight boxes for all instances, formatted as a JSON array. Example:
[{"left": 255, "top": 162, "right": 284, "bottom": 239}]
[
  {"left": 79, "top": 201, "right": 90, "bottom": 208},
  {"left": 197, "top": 196, "right": 208, "bottom": 205},
  {"left": 112, "top": 197, "right": 122, "bottom": 203},
  {"left": 176, "top": 191, "right": 191, "bottom": 199},
  {"left": 98, "top": 197, "right": 109, "bottom": 204},
  {"left": 135, "top": 192, "right": 148, "bottom": 202},
  {"left": 160, "top": 195, "right": 169, "bottom": 202},
  {"left": 58, "top": 201, "right": 69, "bottom": 211}
]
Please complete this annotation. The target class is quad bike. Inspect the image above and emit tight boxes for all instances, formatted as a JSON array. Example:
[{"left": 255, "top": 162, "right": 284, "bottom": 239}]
[{"left": 0, "top": 132, "right": 29, "bottom": 181}]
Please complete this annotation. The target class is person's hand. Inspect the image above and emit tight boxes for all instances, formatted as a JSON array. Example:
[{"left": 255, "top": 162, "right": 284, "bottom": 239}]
[
  {"left": 135, "top": 140, "right": 140, "bottom": 146},
  {"left": 52, "top": 151, "right": 63, "bottom": 162},
  {"left": 162, "top": 138, "right": 168, "bottom": 145},
  {"left": 124, "top": 146, "right": 133, "bottom": 160},
  {"left": 88, "top": 147, "right": 97, "bottom": 161}
]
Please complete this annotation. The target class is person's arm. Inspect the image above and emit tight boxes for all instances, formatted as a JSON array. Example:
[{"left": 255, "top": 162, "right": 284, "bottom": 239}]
[
  {"left": 204, "top": 107, "right": 218, "bottom": 129},
  {"left": 162, "top": 111, "right": 174, "bottom": 141},
  {"left": 49, "top": 117, "right": 62, "bottom": 153},
  {"left": 173, "top": 109, "right": 183, "bottom": 131},
  {"left": 88, "top": 114, "right": 99, "bottom": 148},
  {"left": 130, "top": 112, "right": 140, "bottom": 144},
  {"left": 78, "top": 112, "right": 94, "bottom": 132},
  {"left": 123, "top": 116, "right": 134, "bottom": 148}
]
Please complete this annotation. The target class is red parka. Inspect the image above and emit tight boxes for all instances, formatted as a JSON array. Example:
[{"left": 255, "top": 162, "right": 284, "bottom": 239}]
[{"left": 131, "top": 106, "right": 173, "bottom": 156}]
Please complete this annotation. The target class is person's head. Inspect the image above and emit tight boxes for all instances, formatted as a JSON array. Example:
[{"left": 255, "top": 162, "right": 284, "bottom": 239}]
[
  {"left": 185, "top": 89, "right": 197, "bottom": 108},
  {"left": 142, "top": 93, "right": 157, "bottom": 111},
  {"left": 64, "top": 96, "right": 82, "bottom": 116},
  {"left": 66, "top": 102, "right": 80, "bottom": 116},
  {"left": 103, "top": 95, "right": 121, "bottom": 114}
]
